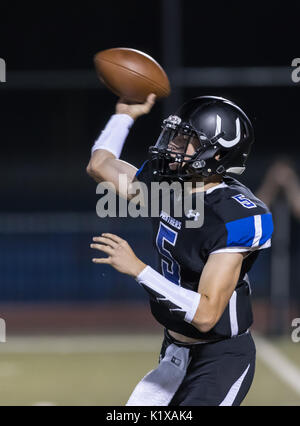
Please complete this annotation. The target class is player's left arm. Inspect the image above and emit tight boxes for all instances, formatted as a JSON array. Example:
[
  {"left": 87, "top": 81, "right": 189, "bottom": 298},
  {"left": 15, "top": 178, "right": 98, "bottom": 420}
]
[
  {"left": 192, "top": 252, "right": 245, "bottom": 333},
  {"left": 90, "top": 234, "right": 245, "bottom": 333}
]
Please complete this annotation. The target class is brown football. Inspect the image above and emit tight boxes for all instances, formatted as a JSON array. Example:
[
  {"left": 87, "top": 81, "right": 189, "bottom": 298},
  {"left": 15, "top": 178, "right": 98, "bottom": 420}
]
[{"left": 94, "top": 47, "right": 171, "bottom": 103}]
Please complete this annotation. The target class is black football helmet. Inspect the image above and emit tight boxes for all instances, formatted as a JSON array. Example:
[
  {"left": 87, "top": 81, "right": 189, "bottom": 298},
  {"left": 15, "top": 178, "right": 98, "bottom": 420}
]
[{"left": 149, "top": 96, "right": 254, "bottom": 180}]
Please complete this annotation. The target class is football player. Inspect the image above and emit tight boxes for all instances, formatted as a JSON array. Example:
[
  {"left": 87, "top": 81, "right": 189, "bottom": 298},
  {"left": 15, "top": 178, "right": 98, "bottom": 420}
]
[{"left": 87, "top": 94, "right": 273, "bottom": 406}]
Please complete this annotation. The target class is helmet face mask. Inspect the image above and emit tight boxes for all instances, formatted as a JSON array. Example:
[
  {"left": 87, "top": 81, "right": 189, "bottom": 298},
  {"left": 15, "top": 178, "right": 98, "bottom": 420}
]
[
  {"left": 148, "top": 97, "right": 254, "bottom": 181},
  {"left": 149, "top": 115, "right": 216, "bottom": 180},
  {"left": 151, "top": 116, "right": 200, "bottom": 169}
]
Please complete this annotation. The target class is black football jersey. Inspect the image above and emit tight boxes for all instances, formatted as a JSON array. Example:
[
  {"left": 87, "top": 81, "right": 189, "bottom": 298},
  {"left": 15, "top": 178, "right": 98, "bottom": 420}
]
[{"left": 135, "top": 160, "right": 273, "bottom": 340}]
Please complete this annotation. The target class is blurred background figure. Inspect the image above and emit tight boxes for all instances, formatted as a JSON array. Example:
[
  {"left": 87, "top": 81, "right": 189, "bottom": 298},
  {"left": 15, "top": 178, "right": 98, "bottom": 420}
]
[
  {"left": 0, "top": 0, "right": 300, "bottom": 407},
  {"left": 256, "top": 159, "right": 300, "bottom": 335},
  {"left": 257, "top": 159, "right": 300, "bottom": 218}
]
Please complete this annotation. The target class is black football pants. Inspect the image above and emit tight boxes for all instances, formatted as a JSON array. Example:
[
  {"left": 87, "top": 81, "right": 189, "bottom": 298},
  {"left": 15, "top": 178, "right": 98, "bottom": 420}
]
[{"left": 159, "top": 330, "right": 256, "bottom": 406}]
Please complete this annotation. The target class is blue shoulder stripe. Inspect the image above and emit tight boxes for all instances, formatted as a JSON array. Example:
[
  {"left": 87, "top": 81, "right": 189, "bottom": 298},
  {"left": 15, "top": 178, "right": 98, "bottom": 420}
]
[
  {"left": 226, "top": 213, "right": 273, "bottom": 248},
  {"left": 226, "top": 216, "right": 255, "bottom": 247}
]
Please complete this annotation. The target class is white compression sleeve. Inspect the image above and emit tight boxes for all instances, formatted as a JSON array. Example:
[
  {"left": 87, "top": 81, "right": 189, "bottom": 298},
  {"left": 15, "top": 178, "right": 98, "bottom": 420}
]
[
  {"left": 136, "top": 266, "right": 201, "bottom": 324},
  {"left": 91, "top": 114, "right": 134, "bottom": 159}
]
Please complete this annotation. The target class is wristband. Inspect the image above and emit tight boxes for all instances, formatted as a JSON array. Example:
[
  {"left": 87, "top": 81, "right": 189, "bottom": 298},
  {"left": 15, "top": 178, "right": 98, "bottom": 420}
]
[
  {"left": 92, "top": 114, "right": 134, "bottom": 159},
  {"left": 136, "top": 266, "right": 201, "bottom": 323}
]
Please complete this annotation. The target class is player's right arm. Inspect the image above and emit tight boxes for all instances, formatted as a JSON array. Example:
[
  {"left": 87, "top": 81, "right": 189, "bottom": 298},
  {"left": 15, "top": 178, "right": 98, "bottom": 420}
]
[{"left": 86, "top": 94, "right": 156, "bottom": 200}]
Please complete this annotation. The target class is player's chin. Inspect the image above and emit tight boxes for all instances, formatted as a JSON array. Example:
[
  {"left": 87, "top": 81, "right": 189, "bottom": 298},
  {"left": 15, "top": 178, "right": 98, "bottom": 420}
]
[{"left": 168, "top": 162, "right": 179, "bottom": 171}]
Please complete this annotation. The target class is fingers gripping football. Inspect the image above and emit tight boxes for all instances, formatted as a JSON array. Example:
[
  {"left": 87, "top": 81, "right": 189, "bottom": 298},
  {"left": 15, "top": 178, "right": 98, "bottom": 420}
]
[
  {"left": 90, "top": 233, "right": 146, "bottom": 278},
  {"left": 115, "top": 93, "right": 156, "bottom": 121}
]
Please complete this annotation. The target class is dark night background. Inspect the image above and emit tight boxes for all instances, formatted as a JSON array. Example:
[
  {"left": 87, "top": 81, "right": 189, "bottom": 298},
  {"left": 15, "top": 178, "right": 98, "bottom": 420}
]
[
  {"left": 0, "top": 1, "right": 299, "bottom": 317},
  {"left": 0, "top": 2, "right": 299, "bottom": 210}
]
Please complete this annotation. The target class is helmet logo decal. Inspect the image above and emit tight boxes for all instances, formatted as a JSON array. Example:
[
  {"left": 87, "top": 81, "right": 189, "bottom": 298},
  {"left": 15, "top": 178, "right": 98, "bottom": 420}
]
[
  {"left": 167, "top": 115, "right": 182, "bottom": 126},
  {"left": 215, "top": 115, "right": 241, "bottom": 148}
]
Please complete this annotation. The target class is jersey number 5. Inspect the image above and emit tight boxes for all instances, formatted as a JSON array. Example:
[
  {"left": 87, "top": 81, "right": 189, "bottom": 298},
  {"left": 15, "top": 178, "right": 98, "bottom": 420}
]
[
  {"left": 232, "top": 194, "right": 257, "bottom": 209},
  {"left": 156, "top": 222, "right": 181, "bottom": 286}
]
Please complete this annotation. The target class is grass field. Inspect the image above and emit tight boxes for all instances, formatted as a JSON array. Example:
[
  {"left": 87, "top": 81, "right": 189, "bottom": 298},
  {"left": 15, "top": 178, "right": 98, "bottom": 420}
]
[{"left": 0, "top": 334, "right": 299, "bottom": 406}]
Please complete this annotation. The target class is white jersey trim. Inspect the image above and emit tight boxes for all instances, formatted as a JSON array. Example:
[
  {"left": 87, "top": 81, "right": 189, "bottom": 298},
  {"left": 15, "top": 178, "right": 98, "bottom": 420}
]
[
  {"left": 205, "top": 182, "right": 229, "bottom": 194},
  {"left": 229, "top": 291, "right": 238, "bottom": 337},
  {"left": 252, "top": 215, "right": 263, "bottom": 248},
  {"left": 210, "top": 238, "right": 271, "bottom": 255},
  {"left": 219, "top": 364, "right": 251, "bottom": 406}
]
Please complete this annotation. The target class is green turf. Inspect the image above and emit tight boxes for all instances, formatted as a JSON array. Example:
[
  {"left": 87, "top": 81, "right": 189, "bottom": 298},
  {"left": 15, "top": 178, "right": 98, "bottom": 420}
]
[
  {"left": 267, "top": 337, "right": 300, "bottom": 370},
  {"left": 0, "top": 335, "right": 299, "bottom": 406},
  {"left": 244, "top": 359, "right": 300, "bottom": 406},
  {"left": 0, "top": 352, "right": 158, "bottom": 406}
]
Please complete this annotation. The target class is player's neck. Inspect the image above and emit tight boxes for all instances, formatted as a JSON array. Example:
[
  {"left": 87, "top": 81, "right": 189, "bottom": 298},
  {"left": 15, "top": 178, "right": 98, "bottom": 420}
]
[{"left": 190, "top": 175, "right": 223, "bottom": 193}]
